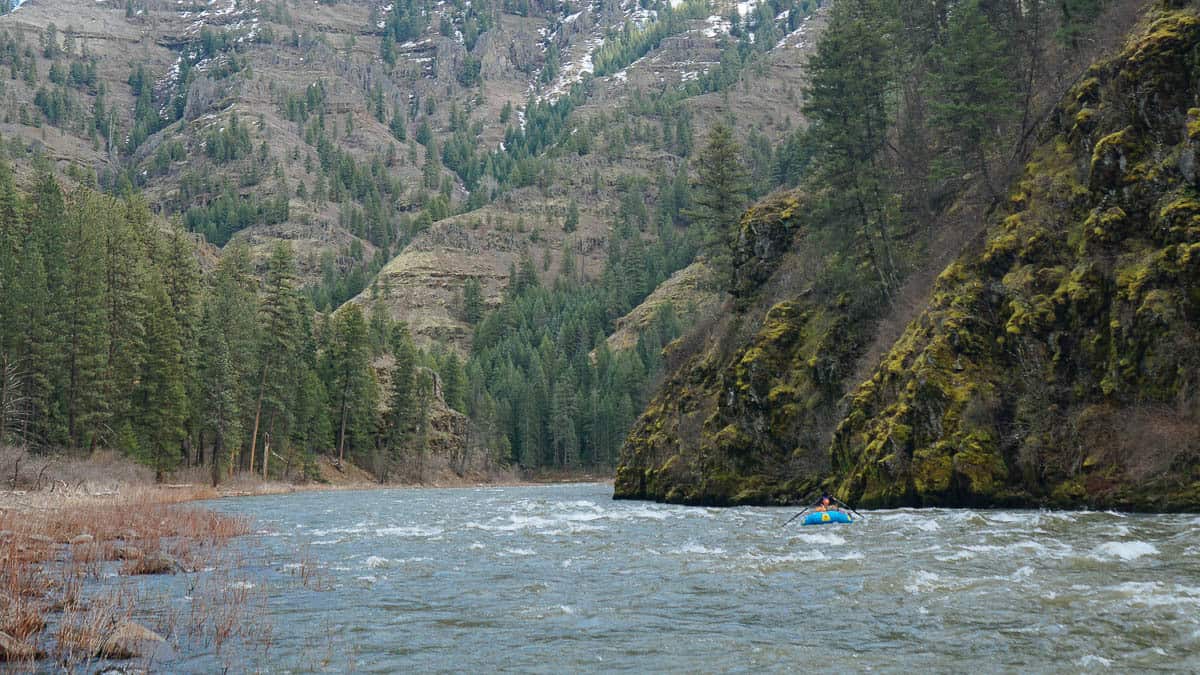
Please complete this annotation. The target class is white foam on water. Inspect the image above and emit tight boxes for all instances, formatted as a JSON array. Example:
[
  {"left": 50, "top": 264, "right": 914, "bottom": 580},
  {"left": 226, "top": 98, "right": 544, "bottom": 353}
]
[
  {"left": 364, "top": 555, "right": 389, "bottom": 569},
  {"left": 1092, "top": 541, "right": 1158, "bottom": 561},
  {"left": 503, "top": 548, "right": 536, "bottom": 556},
  {"left": 795, "top": 532, "right": 845, "bottom": 546},
  {"left": 839, "top": 551, "right": 864, "bottom": 561},
  {"left": 913, "top": 519, "right": 940, "bottom": 532},
  {"left": 904, "top": 570, "right": 942, "bottom": 594},
  {"left": 964, "top": 544, "right": 1003, "bottom": 553},
  {"left": 673, "top": 543, "right": 726, "bottom": 556},
  {"left": 986, "top": 512, "right": 1033, "bottom": 524},
  {"left": 469, "top": 542, "right": 485, "bottom": 550},
  {"left": 310, "top": 525, "right": 369, "bottom": 537},
  {"left": 376, "top": 525, "right": 444, "bottom": 537},
  {"left": 1110, "top": 524, "right": 1131, "bottom": 537},
  {"left": 1077, "top": 654, "right": 1113, "bottom": 667},
  {"left": 1010, "top": 565, "right": 1034, "bottom": 581},
  {"left": 935, "top": 550, "right": 975, "bottom": 562},
  {"left": 229, "top": 581, "right": 255, "bottom": 590}
]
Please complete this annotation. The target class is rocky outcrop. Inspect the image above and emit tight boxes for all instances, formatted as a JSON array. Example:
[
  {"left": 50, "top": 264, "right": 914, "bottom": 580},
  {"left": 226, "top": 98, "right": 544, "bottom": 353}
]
[
  {"left": 617, "top": 5, "right": 1200, "bottom": 511},
  {"left": 832, "top": 8, "right": 1200, "bottom": 510}
]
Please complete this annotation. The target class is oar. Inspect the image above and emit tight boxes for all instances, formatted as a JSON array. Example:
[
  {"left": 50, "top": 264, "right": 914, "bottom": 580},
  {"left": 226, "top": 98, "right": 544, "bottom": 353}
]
[
  {"left": 831, "top": 496, "right": 865, "bottom": 520},
  {"left": 781, "top": 507, "right": 812, "bottom": 528},
  {"left": 781, "top": 495, "right": 826, "bottom": 528}
]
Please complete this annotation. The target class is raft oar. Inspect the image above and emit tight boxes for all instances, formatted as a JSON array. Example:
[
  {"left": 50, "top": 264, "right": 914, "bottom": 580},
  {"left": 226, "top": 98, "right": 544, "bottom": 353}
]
[
  {"left": 830, "top": 496, "right": 865, "bottom": 520},
  {"left": 781, "top": 507, "right": 812, "bottom": 528},
  {"left": 781, "top": 496, "right": 827, "bottom": 528}
]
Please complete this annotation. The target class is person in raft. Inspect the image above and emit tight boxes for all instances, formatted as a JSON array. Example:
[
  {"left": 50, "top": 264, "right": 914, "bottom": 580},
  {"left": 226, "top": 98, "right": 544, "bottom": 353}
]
[{"left": 813, "top": 494, "right": 838, "bottom": 512}]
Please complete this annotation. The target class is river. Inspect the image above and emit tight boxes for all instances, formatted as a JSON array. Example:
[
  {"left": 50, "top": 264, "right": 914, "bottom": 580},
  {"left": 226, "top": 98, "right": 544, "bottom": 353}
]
[{"left": 133, "top": 483, "right": 1200, "bottom": 672}]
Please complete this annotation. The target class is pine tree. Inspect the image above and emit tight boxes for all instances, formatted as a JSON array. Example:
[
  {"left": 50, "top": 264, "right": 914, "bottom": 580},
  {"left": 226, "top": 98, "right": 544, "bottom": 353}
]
[
  {"left": 462, "top": 277, "right": 484, "bottom": 325},
  {"left": 802, "top": 0, "right": 899, "bottom": 296},
  {"left": 135, "top": 275, "right": 188, "bottom": 481},
  {"left": 440, "top": 351, "right": 467, "bottom": 414},
  {"left": 686, "top": 122, "right": 748, "bottom": 286},
  {"left": 330, "top": 304, "right": 375, "bottom": 465},
  {"left": 249, "top": 243, "right": 300, "bottom": 475},
  {"left": 60, "top": 190, "right": 111, "bottom": 450},
  {"left": 928, "top": 0, "right": 1019, "bottom": 198},
  {"left": 386, "top": 322, "right": 417, "bottom": 453},
  {"left": 564, "top": 198, "right": 579, "bottom": 233}
]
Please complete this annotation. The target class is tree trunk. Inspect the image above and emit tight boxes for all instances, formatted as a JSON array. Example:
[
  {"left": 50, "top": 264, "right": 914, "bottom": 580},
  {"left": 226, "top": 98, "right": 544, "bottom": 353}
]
[
  {"left": 248, "top": 365, "right": 267, "bottom": 475},
  {"left": 211, "top": 430, "right": 223, "bottom": 488}
]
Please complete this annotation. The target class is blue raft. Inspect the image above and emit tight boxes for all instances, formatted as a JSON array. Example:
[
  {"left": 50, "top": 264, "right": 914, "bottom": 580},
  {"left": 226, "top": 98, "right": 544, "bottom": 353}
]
[{"left": 802, "top": 511, "right": 853, "bottom": 526}]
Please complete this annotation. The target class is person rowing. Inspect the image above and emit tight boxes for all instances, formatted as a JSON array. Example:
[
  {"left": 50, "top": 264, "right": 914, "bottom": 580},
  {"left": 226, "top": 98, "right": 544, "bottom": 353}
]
[
  {"left": 781, "top": 492, "right": 865, "bottom": 527},
  {"left": 813, "top": 493, "right": 839, "bottom": 513}
]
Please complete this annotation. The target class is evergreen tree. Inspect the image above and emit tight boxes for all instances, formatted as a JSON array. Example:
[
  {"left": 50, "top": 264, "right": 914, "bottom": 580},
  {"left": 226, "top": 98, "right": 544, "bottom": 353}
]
[
  {"left": 329, "top": 304, "right": 375, "bottom": 465},
  {"left": 928, "top": 0, "right": 1019, "bottom": 198},
  {"left": 439, "top": 351, "right": 467, "bottom": 414},
  {"left": 564, "top": 198, "right": 579, "bottom": 233},
  {"left": 60, "top": 190, "right": 110, "bottom": 450},
  {"left": 135, "top": 276, "right": 188, "bottom": 480},
  {"left": 386, "top": 321, "right": 417, "bottom": 453},
  {"left": 462, "top": 277, "right": 484, "bottom": 325},
  {"left": 686, "top": 122, "right": 748, "bottom": 286},
  {"left": 802, "top": 0, "right": 899, "bottom": 296},
  {"left": 249, "top": 243, "right": 300, "bottom": 475}
]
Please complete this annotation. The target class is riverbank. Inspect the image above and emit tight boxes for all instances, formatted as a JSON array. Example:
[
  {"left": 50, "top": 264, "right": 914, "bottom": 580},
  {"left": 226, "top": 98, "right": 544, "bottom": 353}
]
[{"left": 0, "top": 447, "right": 612, "bottom": 668}]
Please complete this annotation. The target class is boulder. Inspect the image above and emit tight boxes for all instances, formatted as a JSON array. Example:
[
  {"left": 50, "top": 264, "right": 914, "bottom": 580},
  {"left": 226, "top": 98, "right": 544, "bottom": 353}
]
[
  {"left": 0, "top": 630, "right": 45, "bottom": 662},
  {"left": 69, "top": 534, "right": 94, "bottom": 545},
  {"left": 96, "top": 621, "right": 164, "bottom": 660}
]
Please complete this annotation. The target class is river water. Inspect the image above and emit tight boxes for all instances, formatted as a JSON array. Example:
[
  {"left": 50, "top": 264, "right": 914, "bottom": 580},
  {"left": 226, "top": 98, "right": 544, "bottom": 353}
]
[{"left": 148, "top": 483, "right": 1199, "bottom": 672}]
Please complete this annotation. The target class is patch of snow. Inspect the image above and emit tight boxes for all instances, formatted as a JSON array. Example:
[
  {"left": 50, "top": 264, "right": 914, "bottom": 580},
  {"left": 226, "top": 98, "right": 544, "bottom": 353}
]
[{"left": 703, "top": 15, "right": 731, "bottom": 38}]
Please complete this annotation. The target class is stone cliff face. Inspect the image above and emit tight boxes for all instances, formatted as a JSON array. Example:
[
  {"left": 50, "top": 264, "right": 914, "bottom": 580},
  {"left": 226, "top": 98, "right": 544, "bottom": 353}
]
[
  {"left": 833, "top": 7, "right": 1200, "bottom": 511},
  {"left": 616, "top": 5, "right": 1200, "bottom": 510}
]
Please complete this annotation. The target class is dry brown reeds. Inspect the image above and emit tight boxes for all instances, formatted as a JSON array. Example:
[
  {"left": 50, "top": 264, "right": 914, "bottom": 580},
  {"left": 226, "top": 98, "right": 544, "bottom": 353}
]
[{"left": 0, "top": 468, "right": 262, "bottom": 669}]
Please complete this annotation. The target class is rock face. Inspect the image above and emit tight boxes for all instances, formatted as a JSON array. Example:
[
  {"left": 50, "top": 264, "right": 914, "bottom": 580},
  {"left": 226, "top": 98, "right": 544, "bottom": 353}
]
[
  {"left": 616, "top": 191, "right": 851, "bottom": 505},
  {"left": 617, "top": 6, "right": 1200, "bottom": 511},
  {"left": 833, "top": 8, "right": 1200, "bottom": 510}
]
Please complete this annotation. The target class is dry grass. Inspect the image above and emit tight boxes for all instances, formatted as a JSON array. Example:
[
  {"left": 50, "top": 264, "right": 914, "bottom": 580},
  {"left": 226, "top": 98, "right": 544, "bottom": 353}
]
[{"left": 0, "top": 448, "right": 269, "bottom": 669}]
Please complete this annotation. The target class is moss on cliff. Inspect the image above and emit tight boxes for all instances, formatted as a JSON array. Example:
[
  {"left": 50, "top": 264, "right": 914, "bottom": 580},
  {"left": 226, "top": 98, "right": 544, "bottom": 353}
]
[
  {"left": 832, "top": 6, "right": 1200, "bottom": 510},
  {"left": 616, "top": 5, "right": 1200, "bottom": 511}
]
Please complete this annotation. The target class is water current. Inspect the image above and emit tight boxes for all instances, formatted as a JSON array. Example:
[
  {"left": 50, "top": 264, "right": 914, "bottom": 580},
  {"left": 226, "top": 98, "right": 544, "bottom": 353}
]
[{"left": 143, "top": 483, "right": 1200, "bottom": 672}]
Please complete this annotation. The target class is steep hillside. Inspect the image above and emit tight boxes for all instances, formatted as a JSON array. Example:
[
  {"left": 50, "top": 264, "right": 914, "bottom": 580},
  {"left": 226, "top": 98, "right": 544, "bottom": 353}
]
[
  {"left": 0, "top": 0, "right": 826, "bottom": 351},
  {"left": 616, "top": 0, "right": 1200, "bottom": 510},
  {"left": 832, "top": 6, "right": 1200, "bottom": 510}
]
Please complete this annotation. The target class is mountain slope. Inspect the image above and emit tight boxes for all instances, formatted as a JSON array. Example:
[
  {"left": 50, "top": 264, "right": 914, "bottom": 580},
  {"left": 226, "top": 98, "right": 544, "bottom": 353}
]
[
  {"left": 615, "top": 0, "right": 1200, "bottom": 510},
  {"left": 832, "top": 6, "right": 1200, "bottom": 510}
]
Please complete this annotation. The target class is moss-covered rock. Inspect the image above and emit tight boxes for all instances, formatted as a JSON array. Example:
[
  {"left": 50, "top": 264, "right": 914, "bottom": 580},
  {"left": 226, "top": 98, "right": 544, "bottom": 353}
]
[
  {"left": 616, "top": 5, "right": 1200, "bottom": 512},
  {"left": 831, "top": 6, "right": 1200, "bottom": 511}
]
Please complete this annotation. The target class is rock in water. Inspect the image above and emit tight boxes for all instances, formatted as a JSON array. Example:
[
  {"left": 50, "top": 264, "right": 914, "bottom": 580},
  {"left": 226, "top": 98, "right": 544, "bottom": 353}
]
[
  {"left": 97, "top": 621, "right": 164, "bottom": 660},
  {"left": 0, "top": 630, "right": 45, "bottom": 661}
]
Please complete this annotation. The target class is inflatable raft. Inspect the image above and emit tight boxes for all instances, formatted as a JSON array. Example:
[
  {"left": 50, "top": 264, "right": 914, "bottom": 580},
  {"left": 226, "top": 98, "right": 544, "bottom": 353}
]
[{"left": 802, "top": 511, "right": 853, "bottom": 526}]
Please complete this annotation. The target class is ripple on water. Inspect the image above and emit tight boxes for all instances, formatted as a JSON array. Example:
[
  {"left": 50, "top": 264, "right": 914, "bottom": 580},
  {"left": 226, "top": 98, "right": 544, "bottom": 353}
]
[
  {"left": 375, "top": 525, "right": 444, "bottom": 537},
  {"left": 1091, "top": 541, "right": 1159, "bottom": 561}
]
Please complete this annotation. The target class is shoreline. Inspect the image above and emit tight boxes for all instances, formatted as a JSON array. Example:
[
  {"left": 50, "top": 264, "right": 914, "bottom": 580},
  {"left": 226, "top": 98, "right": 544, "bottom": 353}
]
[{"left": 0, "top": 449, "right": 613, "bottom": 668}]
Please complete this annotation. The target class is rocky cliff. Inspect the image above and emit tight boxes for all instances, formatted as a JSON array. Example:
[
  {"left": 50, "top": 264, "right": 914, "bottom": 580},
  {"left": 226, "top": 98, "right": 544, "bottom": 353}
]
[
  {"left": 616, "top": 3, "right": 1200, "bottom": 511},
  {"left": 833, "top": 7, "right": 1200, "bottom": 511}
]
